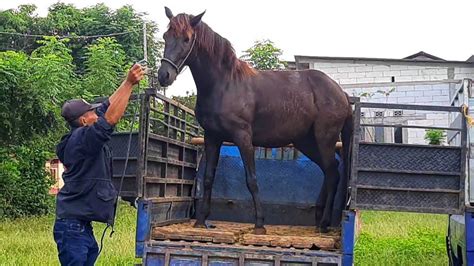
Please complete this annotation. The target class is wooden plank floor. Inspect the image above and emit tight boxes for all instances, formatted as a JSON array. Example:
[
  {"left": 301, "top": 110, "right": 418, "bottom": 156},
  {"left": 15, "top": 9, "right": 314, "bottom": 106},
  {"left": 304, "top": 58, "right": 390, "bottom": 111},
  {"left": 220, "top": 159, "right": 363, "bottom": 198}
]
[{"left": 152, "top": 220, "right": 341, "bottom": 251}]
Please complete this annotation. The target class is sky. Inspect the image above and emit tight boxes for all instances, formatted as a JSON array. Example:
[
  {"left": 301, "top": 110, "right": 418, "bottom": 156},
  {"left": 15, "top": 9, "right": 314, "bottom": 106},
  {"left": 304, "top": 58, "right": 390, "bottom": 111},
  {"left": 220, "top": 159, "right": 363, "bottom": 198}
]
[{"left": 2, "top": 0, "right": 473, "bottom": 96}]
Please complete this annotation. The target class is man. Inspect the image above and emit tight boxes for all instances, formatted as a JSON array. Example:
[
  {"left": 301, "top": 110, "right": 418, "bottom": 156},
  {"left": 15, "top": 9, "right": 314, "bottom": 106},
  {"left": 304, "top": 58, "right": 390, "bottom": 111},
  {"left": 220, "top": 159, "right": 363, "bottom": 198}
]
[{"left": 53, "top": 64, "right": 144, "bottom": 265}]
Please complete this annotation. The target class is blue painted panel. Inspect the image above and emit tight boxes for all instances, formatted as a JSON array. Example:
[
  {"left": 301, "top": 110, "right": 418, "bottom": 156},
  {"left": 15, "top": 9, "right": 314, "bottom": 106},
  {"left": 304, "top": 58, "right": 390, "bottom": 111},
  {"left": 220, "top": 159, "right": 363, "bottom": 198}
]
[
  {"left": 145, "top": 254, "right": 165, "bottom": 266},
  {"left": 342, "top": 211, "right": 355, "bottom": 266},
  {"left": 136, "top": 199, "right": 151, "bottom": 258},
  {"left": 170, "top": 257, "right": 202, "bottom": 266},
  {"left": 466, "top": 211, "right": 474, "bottom": 266},
  {"left": 196, "top": 145, "right": 346, "bottom": 226}
]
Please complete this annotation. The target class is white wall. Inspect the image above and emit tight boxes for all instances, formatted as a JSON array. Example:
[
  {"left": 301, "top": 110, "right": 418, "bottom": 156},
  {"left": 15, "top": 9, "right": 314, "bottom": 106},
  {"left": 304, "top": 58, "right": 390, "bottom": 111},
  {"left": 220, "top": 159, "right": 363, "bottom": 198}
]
[{"left": 308, "top": 60, "right": 472, "bottom": 144}]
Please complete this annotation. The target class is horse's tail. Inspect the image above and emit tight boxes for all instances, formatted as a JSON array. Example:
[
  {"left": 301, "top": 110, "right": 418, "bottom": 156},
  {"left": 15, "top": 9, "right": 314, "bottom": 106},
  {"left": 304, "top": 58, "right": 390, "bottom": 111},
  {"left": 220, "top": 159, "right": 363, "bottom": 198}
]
[{"left": 341, "top": 97, "right": 353, "bottom": 207}]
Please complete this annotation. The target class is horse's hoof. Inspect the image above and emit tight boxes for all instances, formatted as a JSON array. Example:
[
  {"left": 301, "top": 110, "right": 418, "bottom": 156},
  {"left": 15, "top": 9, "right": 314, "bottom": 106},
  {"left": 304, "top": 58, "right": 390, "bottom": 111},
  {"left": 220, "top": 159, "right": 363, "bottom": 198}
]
[
  {"left": 319, "top": 226, "right": 329, "bottom": 234},
  {"left": 194, "top": 222, "right": 206, "bottom": 228},
  {"left": 253, "top": 227, "right": 267, "bottom": 235},
  {"left": 194, "top": 221, "right": 216, "bottom": 229}
]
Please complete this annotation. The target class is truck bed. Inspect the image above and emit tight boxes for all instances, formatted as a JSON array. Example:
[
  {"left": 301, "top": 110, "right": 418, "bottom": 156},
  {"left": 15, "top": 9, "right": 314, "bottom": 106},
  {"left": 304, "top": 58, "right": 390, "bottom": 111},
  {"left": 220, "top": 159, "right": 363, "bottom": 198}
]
[{"left": 152, "top": 220, "right": 341, "bottom": 251}]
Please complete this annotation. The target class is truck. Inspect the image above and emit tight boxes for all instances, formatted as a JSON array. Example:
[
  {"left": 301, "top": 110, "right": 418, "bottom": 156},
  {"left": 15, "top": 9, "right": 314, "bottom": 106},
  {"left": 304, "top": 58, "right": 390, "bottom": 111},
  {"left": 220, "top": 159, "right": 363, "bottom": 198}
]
[{"left": 107, "top": 78, "right": 473, "bottom": 265}]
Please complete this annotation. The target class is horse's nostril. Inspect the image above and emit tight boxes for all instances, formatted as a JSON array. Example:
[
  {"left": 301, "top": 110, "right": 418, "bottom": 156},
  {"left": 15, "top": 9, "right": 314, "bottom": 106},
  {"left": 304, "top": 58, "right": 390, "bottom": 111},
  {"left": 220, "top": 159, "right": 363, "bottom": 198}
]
[{"left": 166, "top": 71, "right": 170, "bottom": 79}]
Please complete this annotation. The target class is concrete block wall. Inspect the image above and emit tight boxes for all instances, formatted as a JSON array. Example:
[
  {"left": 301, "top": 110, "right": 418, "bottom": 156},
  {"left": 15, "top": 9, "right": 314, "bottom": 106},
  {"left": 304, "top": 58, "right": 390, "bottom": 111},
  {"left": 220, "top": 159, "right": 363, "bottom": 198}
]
[
  {"left": 305, "top": 60, "right": 474, "bottom": 144},
  {"left": 311, "top": 62, "right": 458, "bottom": 84}
]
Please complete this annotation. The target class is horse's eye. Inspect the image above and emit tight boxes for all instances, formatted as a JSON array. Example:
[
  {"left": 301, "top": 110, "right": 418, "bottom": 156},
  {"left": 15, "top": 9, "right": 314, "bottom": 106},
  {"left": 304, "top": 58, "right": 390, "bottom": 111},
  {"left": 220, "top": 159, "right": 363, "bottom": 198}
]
[{"left": 184, "top": 37, "right": 190, "bottom": 43}]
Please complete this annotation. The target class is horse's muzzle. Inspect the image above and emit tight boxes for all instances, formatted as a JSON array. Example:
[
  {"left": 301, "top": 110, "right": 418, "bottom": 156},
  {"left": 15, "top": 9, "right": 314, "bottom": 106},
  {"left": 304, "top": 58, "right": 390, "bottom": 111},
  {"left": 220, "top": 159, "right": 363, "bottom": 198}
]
[{"left": 158, "top": 67, "right": 176, "bottom": 87}]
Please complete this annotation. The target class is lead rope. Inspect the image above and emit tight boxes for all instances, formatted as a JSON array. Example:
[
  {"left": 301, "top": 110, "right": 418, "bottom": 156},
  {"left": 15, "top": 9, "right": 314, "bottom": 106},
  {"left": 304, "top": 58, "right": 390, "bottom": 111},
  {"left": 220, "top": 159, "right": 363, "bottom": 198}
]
[
  {"left": 97, "top": 64, "right": 144, "bottom": 258},
  {"left": 462, "top": 104, "right": 474, "bottom": 127}
]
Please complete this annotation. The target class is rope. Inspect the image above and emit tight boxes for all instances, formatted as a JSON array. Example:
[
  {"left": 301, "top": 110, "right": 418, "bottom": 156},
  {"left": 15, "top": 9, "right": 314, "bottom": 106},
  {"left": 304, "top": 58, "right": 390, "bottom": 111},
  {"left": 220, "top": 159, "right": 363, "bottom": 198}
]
[
  {"left": 0, "top": 30, "right": 138, "bottom": 39},
  {"left": 462, "top": 104, "right": 474, "bottom": 127}
]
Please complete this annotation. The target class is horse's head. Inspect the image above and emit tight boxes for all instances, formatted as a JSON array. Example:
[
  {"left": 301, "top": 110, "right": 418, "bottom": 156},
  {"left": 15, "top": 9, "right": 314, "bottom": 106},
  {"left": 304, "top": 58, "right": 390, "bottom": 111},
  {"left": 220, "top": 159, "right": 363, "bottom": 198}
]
[{"left": 158, "top": 7, "right": 205, "bottom": 87}]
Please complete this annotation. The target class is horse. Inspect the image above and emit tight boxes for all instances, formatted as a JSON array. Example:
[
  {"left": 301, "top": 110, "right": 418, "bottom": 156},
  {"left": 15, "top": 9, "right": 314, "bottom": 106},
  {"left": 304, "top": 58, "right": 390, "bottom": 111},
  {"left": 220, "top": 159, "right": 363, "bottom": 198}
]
[{"left": 157, "top": 7, "right": 353, "bottom": 234}]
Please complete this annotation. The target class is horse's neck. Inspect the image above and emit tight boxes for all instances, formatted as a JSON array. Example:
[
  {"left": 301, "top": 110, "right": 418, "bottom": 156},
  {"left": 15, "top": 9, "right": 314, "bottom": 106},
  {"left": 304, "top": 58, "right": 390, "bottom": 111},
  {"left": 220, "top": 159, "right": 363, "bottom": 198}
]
[{"left": 188, "top": 54, "right": 227, "bottom": 102}]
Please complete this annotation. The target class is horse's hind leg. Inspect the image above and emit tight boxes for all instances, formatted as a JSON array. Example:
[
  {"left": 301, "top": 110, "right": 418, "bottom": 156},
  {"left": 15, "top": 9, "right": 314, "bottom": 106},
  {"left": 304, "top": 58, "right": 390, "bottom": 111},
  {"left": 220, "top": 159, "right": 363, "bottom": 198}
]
[
  {"left": 294, "top": 137, "right": 325, "bottom": 227},
  {"left": 314, "top": 127, "right": 343, "bottom": 233},
  {"left": 232, "top": 130, "right": 266, "bottom": 235}
]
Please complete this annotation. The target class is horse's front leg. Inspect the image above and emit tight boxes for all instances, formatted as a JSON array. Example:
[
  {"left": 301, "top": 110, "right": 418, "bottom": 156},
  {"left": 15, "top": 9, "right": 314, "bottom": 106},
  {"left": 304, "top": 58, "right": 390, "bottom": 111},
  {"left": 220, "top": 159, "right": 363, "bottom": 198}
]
[
  {"left": 194, "top": 134, "right": 222, "bottom": 228},
  {"left": 233, "top": 131, "right": 266, "bottom": 235}
]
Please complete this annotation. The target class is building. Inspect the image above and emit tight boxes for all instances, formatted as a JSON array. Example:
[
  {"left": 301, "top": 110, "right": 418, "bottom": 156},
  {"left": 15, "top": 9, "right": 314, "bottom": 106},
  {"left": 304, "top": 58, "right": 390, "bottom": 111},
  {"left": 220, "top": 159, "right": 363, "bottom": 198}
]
[
  {"left": 290, "top": 51, "right": 474, "bottom": 144},
  {"left": 45, "top": 158, "right": 65, "bottom": 194}
]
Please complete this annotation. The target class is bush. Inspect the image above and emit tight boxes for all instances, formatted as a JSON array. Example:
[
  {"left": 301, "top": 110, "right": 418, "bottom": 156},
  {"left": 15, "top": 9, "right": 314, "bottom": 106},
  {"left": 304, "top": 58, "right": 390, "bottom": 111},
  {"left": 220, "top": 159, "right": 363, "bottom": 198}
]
[
  {"left": 0, "top": 142, "right": 55, "bottom": 219},
  {"left": 424, "top": 129, "right": 445, "bottom": 145}
]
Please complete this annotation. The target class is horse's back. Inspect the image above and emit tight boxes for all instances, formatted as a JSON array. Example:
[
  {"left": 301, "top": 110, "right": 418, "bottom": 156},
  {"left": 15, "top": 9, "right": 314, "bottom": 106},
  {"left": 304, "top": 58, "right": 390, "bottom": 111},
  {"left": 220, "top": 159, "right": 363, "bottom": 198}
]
[{"left": 247, "top": 69, "right": 349, "bottom": 146}]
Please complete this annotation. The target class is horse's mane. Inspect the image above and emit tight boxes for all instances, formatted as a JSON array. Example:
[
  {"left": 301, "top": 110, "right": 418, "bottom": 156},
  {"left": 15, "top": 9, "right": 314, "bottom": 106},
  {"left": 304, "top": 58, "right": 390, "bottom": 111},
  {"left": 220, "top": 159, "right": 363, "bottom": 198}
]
[{"left": 168, "top": 14, "right": 257, "bottom": 80}]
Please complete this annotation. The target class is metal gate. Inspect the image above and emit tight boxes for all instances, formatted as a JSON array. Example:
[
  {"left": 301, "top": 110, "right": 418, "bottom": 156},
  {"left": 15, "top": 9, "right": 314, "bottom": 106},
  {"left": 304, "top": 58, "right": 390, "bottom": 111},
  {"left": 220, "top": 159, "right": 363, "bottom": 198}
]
[{"left": 350, "top": 101, "right": 467, "bottom": 214}]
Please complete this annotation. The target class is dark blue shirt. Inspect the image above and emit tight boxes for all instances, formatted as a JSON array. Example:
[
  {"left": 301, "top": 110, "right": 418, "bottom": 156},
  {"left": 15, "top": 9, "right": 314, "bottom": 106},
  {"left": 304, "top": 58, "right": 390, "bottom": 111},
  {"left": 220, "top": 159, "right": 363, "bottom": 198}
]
[{"left": 55, "top": 100, "right": 117, "bottom": 225}]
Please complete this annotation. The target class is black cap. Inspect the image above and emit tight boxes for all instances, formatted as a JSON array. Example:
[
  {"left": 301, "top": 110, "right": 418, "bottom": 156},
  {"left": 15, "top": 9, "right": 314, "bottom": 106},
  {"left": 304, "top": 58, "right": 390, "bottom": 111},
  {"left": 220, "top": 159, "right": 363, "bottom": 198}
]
[{"left": 61, "top": 99, "right": 101, "bottom": 123}]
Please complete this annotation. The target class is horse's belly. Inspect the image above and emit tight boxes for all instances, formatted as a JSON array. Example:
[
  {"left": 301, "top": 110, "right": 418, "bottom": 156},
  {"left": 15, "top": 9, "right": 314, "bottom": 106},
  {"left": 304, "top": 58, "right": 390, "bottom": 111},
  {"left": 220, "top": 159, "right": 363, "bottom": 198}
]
[{"left": 252, "top": 115, "right": 312, "bottom": 147}]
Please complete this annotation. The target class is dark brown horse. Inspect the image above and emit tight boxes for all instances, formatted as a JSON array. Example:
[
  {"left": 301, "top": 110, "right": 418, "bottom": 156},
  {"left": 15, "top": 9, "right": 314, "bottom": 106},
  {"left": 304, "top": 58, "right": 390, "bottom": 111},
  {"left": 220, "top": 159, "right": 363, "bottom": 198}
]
[{"left": 158, "top": 7, "right": 353, "bottom": 234}]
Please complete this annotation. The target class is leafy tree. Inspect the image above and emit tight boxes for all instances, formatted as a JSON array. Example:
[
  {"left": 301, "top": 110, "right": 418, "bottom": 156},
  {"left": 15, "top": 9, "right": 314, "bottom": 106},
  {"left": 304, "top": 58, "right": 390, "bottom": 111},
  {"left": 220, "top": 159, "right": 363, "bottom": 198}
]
[
  {"left": 172, "top": 91, "right": 197, "bottom": 110},
  {"left": 241, "top": 39, "right": 286, "bottom": 70},
  {"left": 82, "top": 37, "right": 126, "bottom": 99},
  {"left": 0, "top": 3, "right": 164, "bottom": 218},
  {"left": 0, "top": 3, "right": 162, "bottom": 71}
]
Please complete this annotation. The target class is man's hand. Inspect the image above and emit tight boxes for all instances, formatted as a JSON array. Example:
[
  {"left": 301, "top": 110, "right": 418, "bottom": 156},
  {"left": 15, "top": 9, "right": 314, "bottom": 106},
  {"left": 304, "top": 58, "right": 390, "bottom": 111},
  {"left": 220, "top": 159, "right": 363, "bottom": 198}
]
[
  {"left": 105, "top": 64, "right": 145, "bottom": 125},
  {"left": 126, "top": 64, "right": 145, "bottom": 85}
]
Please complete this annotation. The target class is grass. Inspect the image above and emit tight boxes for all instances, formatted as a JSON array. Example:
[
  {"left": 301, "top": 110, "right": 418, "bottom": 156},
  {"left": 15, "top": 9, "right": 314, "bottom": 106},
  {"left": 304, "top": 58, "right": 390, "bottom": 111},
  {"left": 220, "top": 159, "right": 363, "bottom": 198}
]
[
  {"left": 0, "top": 203, "right": 449, "bottom": 265},
  {"left": 354, "top": 211, "right": 448, "bottom": 266},
  {"left": 0, "top": 201, "right": 139, "bottom": 266}
]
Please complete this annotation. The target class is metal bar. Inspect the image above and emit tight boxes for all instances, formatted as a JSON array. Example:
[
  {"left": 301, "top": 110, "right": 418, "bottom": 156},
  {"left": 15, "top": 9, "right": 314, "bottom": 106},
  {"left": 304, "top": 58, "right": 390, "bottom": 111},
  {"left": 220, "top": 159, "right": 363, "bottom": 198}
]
[
  {"left": 150, "top": 117, "right": 199, "bottom": 138},
  {"left": 342, "top": 79, "right": 462, "bottom": 89},
  {"left": 154, "top": 93, "right": 196, "bottom": 115},
  {"left": 147, "top": 156, "right": 197, "bottom": 168},
  {"left": 354, "top": 204, "right": 463, "bottom": 214},
  {"left": 148, "top": 197, "right": 193, "bottom": 203},
  {"left": 357, "top": 168, "right": 461, "bottom": 176},
  {"left": 151, "top": 218, "right": 190, "bottom": 227},
  {"left": 202, "top": 255, "right": 209, "bottom": 266},
  {"left": 350, "top": 102, "right": 362, "bottom": 209},
  {"left": 144, "top": 177, "right": 194, "bottom": 185},
  {"left": 112, "top": 157, "right": 138, "bottom": 160},
  {"left": 360, "top": 123, "right": 462, "bottom": 132},
  {"left": 164, "top": 251, "right": 170, "bottom": 266},
  {"left": 359, "top": 141, "right": 463, "bottom": 150},
  {"left": 141, "top": 91, "right": 152, "bottom": 198},
  {"left": 149, "top": 133, "right": 199, "bottom": 151},
  {"left": 460, "top": 101, "right": 467, "bottom": 209},
  {"left": 356, "top": 185, "right": 461, "bottom": 194},
  {"left": 150, "top": 106, "right": 200, "bottom": 130},
  {"left": 359, "top": 102, "right": 462, "bottom": 112},
  {"left": 189, "top": 137, "right": 343, "bottom": 149}
]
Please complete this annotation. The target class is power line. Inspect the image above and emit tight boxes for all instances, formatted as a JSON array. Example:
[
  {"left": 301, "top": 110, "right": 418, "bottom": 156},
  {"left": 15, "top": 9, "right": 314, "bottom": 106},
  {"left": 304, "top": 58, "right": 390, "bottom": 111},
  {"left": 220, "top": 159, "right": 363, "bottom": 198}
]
[{"left": 0, "top": 30, "right": 139, "bottom": 39}]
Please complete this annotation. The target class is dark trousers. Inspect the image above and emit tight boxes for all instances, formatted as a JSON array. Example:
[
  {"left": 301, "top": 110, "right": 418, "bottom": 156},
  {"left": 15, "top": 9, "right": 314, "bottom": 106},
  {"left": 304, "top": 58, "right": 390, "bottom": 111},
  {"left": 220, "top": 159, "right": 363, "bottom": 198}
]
[{"left": 53, "top": 218, "right": 99, "bottom": 266}]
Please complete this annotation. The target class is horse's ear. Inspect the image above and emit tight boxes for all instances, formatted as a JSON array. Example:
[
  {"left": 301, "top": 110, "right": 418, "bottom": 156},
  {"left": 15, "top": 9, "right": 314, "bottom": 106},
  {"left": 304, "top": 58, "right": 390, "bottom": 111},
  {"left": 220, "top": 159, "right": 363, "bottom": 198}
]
[
  {"left": 190, "top": 10, "right": 206, "bottom": 28},
  {"left": 165, "top": 6, "right": 173, "bottom": 19}
]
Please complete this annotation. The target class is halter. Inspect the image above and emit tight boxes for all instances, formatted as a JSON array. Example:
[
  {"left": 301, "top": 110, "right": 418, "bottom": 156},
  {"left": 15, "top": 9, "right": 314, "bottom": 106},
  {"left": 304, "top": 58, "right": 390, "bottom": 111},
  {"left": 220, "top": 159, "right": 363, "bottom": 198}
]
[{"left": 161, "top": 33, "right": 196, "bottom": 74}]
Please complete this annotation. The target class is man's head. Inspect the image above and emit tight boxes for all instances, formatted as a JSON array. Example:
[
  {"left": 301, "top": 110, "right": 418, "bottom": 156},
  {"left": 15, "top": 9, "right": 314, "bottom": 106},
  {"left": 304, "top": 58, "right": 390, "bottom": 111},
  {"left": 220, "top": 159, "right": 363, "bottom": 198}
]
[{"left": 61, "top": 99, "right": 101, "bottom": 127}]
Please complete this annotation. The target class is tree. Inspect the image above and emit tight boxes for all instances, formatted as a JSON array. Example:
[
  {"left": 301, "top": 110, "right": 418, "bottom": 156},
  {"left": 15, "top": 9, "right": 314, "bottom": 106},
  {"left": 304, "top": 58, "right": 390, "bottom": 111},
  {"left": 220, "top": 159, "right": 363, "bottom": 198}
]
[
  {"left": 0, "top": 3, "right": 164, "bottom": 218},
  {"left": 82, "top": 37, "right": 126, "bottom": 99},
  {"left": 0, "top": 3, "right": 162, "bottom": 71},
  {"left": 241, "top": 39, "right": 286, "bottom": 70},
  {"left": 172, "top": 91, "right": 197, "bottom": 110}
]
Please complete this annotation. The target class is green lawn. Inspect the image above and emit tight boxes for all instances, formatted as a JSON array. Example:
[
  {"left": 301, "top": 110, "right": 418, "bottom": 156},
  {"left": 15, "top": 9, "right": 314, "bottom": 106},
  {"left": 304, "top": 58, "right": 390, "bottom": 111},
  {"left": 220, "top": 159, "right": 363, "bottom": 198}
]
[
  {"left": 0, "top": 202, "right": 139, "bottom": 266},
  {"left": 354, "top": 211, "right": 448, "bottom": 266},
  {"left": 0, "top": 202, "right": 449, "bottom": 265}
]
